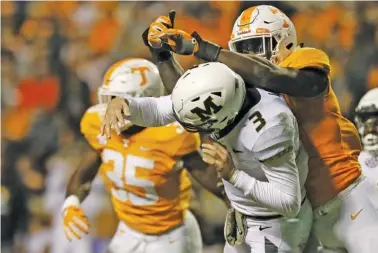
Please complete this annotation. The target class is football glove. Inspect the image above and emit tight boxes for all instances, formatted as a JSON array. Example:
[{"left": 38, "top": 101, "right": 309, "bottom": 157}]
[
  {"left": 224, "top": 208, "right": 247, "bottom": 246},
  {"left": 142, "top": 10, "right": 176, "bottom": 62},
  {"left": 61, "top": 195, "right": 89, "bottom": 241},
  {"left": 147, "top": 26, "right": 222, "bottom": 62}
]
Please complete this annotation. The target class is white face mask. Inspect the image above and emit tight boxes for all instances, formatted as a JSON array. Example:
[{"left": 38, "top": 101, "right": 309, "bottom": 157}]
[{"left": 357, "top": 116, "right": 378, "bottom": 152}]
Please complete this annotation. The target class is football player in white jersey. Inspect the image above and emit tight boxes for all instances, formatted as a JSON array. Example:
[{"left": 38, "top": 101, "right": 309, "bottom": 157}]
[
  {"left": 355, "top": 88, "right": 378, "bottom": 186},
  {"left": 101, "top": 62, "right": 313, "bottom": 252}
]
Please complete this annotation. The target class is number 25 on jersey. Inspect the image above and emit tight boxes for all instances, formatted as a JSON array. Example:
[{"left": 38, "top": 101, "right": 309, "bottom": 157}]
[{"left": 102, "top": 149, "right": 159, "bottom": 206}]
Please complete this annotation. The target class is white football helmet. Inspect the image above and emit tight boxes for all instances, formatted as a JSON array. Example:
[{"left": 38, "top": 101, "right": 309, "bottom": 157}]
[
  {"left": 229, "top": 5, "right": 297, "bottom": 64},
  {"left": 98, "top": 58, "right": 164, "bottom": 103},
  {"left": 355, "top": 88, "right": 378, "bottom": 151},
  {"left": 172, "top": 62, "right": 246, "bottom": 133}
]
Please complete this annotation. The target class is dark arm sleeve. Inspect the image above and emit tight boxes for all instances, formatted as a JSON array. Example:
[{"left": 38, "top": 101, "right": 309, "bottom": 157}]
[
  {"left": 217, "top": 50, "right": 329, "bottom": 97},
  {"left": 257, "top": 67, "right": 329, "bottom": 97}
]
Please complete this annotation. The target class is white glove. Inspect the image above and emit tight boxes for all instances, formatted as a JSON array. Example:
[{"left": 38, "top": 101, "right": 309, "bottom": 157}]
[{"left": 61, "top": 195, "right": 89, "bottom": 241}]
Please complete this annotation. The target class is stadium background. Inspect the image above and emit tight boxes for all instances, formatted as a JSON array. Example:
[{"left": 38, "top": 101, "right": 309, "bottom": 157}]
[{"left": 1, "top": 1, "right": 378, "bottom": 253}]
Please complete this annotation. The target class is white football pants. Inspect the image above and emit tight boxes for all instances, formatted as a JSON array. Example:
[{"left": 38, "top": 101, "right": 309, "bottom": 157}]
[
  {"left": 108, "top": 210, "right": 202, "bottom": 253},
  {"left": 224, "top": 198, "right": 313, "bottom": 253},
  {"left": 312, "top": 176, "right": 378, "bottom": 253}
]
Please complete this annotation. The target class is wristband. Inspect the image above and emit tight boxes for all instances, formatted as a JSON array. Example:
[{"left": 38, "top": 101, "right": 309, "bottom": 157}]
[
  {"left": 62, "top": 195, "right": 80, "bottom": 214},
  {"left": 191, "top": 32, "right": 222, "bottom": 62},
  {"left": 151, "top": 49, "right": 172, "bottom": 63},
  {"left": 228, "top": 169, "right": 240, "bottom": 185},
  {"left": 194, "top": 40, "right": 222, "bottom": 62}
]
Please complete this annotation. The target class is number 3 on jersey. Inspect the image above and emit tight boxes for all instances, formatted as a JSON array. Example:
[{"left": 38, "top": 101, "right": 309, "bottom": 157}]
[
  {"left": 249, "top": 111, "right": 266, "bottom": 132},
  {"left": 102, "top": 149, "right": 158, "bottom": 206}
]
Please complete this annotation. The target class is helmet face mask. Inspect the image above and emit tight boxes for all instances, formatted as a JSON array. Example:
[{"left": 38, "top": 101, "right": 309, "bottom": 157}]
[
  {"left": 355, "top": 112, "right": 378, "bottom": 151},
  {"left": 98, "top": 89, "right": 137, "bottom": 104},
  {"left": 229, "top": 5, "right": 297, "bottom": 64},
  {"left": 173, "top": 107, "right": 220, "bottom": 133},
  {"left": 231, "top": 34, "right": 278, "bottom": 60},
  {"left": 355, "top": 88, "right": 378, "bottom": 152}
]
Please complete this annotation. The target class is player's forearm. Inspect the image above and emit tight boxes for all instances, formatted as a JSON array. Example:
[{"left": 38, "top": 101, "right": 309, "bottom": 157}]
[
  {"left": 217, "top": 49, "right": 279, "bottom": 89},
  {"left": 181, "top": 151, "right": 227, "bottom": 201},
  {"left": 156, "top": 56, "right": 184, "bottom": 94},
  {"left": 232, "top": 172, "right": 301, "bottom": 218},
  {"left": 230, "top": 148, "right": 301, "bottom": 218},
  {"left": 217, "top": 50, "right": 327, "bottom": 97},
  {"left": 125, "top": 95, "right": 176, "bottom": 127},
  {"left": 191, "top": 166, "right": 226, "bottom": 200},
  {"left": 66, "top": 153, "right": 101, "bottom": 202}
]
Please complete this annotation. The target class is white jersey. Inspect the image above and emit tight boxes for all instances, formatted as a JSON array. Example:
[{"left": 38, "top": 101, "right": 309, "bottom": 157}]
[
  {"left": 125, "top": 89, "right": 308, "bottom": 217},
  {"left": 359, "top": 150, "right": 378, "bottom": 186},
  {"left": 217, "top": 89, "right": 308, "bottom": 217}
]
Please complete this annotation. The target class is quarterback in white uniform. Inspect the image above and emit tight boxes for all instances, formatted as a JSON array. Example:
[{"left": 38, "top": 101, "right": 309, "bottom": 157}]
[
  {"left": 355, "top": 88, "right": 378, "bottom": 187},
  {"left": 101, "top": 62, "right": 312, "bottom": 252}
]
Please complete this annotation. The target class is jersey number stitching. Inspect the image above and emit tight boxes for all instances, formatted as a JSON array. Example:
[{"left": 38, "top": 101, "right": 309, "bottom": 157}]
[
  {"left": 102, "top": 149, "right": 158, "bottom": 206},
  {"left": 249, "top": 111, "right": 266, "bottom": 132}
]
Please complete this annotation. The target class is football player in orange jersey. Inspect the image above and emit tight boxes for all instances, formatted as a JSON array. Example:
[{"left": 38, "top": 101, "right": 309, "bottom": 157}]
[
  {"left": 134, "top": 5, "right": 378, "bottom": 253},
  {"left": 62, "top": 58, "right": 223, "bottom": 253}
]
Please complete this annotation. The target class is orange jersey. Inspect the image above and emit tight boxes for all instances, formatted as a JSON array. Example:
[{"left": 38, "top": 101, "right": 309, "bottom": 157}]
[
  {"left": 279, "top": 47, "right": 362, "bottom": 208},
  {"left": 80, "top": 104, "right": 200, "bottom": 234}
]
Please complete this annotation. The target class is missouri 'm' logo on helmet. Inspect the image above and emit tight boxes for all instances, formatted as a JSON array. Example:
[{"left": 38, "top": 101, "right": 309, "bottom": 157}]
[
  {"left": 171, "top": 62, "right": 246, "bottom": 134},
  {"left": 190, "top": 96, "right": 223, "bottom": 122}
]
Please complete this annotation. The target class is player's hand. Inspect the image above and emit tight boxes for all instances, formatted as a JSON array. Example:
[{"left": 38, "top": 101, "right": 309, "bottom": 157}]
[
  {"left": 145, "top": 10, "right": 176, "bottom": 48},
  {"left": 142, "top": 10, "right": 175, "bottom": 62},
  {"left": 146, "top": 10, "right": 199, "bottom": 55},
  {"left": 62, "top": 196, "right": 89, "bottom": 241},
  {"left": 101, "top": 97, "right": 130, "bottom": 138},
  {"left": 148, "top": 27, "right": 221, "bottom": 62},
  {"left": 148, "top": 26, "right": 199, "bottom": 55},
  {"left": 201, "top": 142, "right": 236, "bottom": 181}
]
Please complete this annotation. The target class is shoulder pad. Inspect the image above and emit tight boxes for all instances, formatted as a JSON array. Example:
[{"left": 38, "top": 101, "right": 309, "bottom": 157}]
[
  {"left": 240, "top": 91, "right": 296, "bottom": 159},
  {"left": 80, "top": 104, "right": 104, "bottom": 136},
  {"left": 280, "top": 47, "right": 330, "bottom": 72}
]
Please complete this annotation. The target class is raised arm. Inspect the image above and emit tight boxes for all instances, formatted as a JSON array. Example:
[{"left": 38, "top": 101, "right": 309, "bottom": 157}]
[
  {"left": 143, "top": 11, "right": 184, "bottom": 94},
  {"left": 156, "top": 56, "right": 184, "bottom": 94},
  {"left": 148, "top": 27, "right": 329, "bottom": 97}
]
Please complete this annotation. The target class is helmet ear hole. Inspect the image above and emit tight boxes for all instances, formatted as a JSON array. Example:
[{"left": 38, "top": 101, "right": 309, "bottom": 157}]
[
  {"left": 286, "top": 43, "right": 293, "bottom": 50},
  {"left": 272, "top": 38, "right": 278, "bottom": 50}
]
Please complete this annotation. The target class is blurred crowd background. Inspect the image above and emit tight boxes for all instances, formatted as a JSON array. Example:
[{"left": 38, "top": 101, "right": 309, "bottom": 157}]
[{"left": 1, "top": 1, "right": 378, "bottom": 253}]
